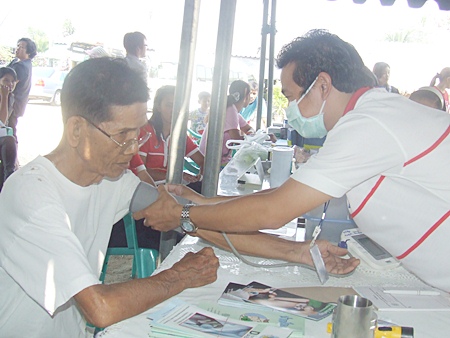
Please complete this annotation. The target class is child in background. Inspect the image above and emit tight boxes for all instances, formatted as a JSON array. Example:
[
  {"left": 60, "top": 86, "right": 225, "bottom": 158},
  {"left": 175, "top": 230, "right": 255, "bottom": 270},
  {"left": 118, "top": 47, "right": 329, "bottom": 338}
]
[{"left": 189, "top": 91, "right": 210, "bottom": 134}]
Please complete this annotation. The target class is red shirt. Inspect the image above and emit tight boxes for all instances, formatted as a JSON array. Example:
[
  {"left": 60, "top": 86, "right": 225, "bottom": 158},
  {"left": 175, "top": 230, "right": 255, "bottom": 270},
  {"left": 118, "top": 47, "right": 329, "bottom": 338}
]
[{"left": 138, "top": 123, "right": 199, "bottom": 172}]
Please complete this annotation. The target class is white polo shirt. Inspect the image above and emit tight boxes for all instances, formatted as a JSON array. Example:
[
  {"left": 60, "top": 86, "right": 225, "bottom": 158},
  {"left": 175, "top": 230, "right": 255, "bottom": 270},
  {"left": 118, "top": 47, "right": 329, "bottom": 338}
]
[
  {"left": 292, "top": 88, "right": 450, "bottom": 291},
  {"left": 0, "top": 156, "right": 140, "bottom": 337}
]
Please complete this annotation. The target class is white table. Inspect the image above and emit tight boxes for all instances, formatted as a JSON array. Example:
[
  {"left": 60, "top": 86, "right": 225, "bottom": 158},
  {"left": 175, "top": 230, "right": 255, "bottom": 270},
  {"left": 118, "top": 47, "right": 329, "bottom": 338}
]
[{"left": 98, "top": 236, "right": 450, "bottom": 338}]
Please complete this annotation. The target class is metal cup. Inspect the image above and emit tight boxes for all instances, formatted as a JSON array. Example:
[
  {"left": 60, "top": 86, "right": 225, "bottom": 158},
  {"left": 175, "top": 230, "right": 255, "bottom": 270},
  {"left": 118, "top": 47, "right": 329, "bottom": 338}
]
[{"left": 331, "top": 295, "right": 377, "bottom": 338}]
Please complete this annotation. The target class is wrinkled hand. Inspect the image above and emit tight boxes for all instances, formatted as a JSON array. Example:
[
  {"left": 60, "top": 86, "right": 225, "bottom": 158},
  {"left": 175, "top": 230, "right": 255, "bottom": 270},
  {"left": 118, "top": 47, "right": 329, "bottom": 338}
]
[
  {"left": 171, "top": 247, "right": 219, "bottom": 288},
  {"left": 133, "top": 185, "right": 181, "bottom": 232},
  {"left": 299, "top": 240, "right": 360, "bottom": 275}
]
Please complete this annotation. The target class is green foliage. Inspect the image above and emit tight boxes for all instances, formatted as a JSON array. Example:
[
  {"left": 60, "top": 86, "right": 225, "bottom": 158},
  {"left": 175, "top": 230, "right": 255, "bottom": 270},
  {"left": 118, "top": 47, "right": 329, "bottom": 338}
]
[
  {"left": 63, "top": 19, "right": 75, "bottom": 37},
  {"left": 271, "top": 83, "right": 288, "bottom": 123},
  {"left": 27, "top": 27, "right": 49, "bottom": 53},
  {"left": 0, "top": 45, "right": 14, "bottom": 65}
]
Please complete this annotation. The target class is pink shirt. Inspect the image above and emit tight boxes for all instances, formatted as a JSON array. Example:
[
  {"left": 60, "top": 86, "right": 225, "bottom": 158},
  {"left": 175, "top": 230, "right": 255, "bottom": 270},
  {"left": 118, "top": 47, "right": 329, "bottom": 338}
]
[{"left": 199, "top": 104, "right": 247, "bottom": 165}]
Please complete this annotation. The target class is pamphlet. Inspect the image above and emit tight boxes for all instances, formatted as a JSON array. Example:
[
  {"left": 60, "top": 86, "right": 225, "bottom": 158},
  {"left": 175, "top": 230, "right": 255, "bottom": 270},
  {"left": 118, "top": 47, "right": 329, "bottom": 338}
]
[
  {"left": 197, "top": 300, "right": 305, "bottom": 336},
  {"left": 218, "top": 281, "right": 336, "bottom": 321},
  {"left": 354, "top": 286, "right": 450, "bottom": 311},
  {"left": 147, "top": 299, "right": 293, "bottom": 338}
]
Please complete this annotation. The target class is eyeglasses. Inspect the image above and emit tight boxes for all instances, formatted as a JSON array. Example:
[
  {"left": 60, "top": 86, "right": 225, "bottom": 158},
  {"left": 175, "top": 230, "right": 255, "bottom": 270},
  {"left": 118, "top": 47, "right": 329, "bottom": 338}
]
[{"left": 84, "top": 118, "right": 151, "bottom": 151}]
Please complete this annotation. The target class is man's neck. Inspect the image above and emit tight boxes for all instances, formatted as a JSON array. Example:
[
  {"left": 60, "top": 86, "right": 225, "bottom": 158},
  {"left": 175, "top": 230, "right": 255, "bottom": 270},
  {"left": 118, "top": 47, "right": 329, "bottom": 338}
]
[{"left": 45, "top": 144, "right": 103, "bottom": 187}]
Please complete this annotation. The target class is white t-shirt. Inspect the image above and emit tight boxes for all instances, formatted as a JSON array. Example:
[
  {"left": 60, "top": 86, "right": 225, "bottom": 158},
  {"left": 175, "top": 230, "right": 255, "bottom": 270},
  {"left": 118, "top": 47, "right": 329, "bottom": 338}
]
[
  {"left": 292, "top": 88, "right": 450, "bottom": 291},
  {"left": 0, "top": 156, "right": 140, "bottom": 337}
]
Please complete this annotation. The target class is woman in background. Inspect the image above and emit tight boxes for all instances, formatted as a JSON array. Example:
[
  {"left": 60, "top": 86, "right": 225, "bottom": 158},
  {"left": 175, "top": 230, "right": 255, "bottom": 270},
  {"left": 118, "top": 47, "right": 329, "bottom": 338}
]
[
  {"left": 200, "top": 80, "right": 254, "bottom": 168},
  {"left": 139, "top": 85, "right": 204, "bottom": 190}
]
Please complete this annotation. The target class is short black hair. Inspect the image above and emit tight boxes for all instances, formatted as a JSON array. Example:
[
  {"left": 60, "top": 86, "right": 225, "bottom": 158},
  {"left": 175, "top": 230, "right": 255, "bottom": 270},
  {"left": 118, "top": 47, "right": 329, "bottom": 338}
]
[
  {"left": 61, "top": 58, "right": 149, "bottom": 124},
  {"left": 0, "top": 67, "right": 17, "bottom": 81},
  {"left": 373, "top": 62, "right": 390, "bottom": 78},
  {"left": 276, "top": 29, "right": 375, "bottom": 93},
  {"left": 18, "top": 38, "right": 37, "bottom": 59},
  {"left": 123, "top": 32, "right": 146, "bottom": 54}
]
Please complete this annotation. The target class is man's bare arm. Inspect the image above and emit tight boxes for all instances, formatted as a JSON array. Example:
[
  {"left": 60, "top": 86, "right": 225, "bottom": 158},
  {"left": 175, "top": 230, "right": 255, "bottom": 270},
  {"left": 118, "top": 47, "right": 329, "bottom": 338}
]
[{"left": 74, "top": 247, "right": 219, "bottom": 328}]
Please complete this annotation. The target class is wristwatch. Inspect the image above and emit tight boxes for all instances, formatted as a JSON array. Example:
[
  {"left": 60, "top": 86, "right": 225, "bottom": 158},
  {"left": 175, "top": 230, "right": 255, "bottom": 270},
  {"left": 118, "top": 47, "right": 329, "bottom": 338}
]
[{"left": 180, "top": 204, "right": 198, "bottom": 233}]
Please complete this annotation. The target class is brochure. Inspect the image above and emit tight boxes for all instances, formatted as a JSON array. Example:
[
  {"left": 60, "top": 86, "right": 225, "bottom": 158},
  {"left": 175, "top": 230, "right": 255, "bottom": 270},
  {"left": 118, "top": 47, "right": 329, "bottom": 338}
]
[
  {"left": 197, "top": 300, "right": 305, "bottom": 336},
  {"left": 147, "top": 299, "right": 293, "bottom": 338},
  {"left": 218, "top": 281, "right": 336, "bottom": 321}
]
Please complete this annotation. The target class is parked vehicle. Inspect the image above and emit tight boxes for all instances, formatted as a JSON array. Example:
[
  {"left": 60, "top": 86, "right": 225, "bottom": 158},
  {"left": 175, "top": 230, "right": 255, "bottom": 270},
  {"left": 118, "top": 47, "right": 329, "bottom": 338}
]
[{"left": 28, "top": 67, "right": 68, "bottom": 106}]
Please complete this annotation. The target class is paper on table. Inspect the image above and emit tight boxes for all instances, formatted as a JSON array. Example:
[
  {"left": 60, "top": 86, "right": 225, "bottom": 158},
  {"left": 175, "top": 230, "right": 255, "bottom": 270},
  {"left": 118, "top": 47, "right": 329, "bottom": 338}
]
[
  {"left": 147, "top": 299, "right": 293, "bottom": 338},
  {"left": 354, "top": 286, "right": 450, "bottom": 311}
]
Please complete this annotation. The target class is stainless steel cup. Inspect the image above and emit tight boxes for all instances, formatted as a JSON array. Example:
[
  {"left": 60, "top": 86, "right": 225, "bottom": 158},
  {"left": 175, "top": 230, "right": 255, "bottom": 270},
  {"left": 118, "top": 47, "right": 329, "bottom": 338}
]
[{"left": 331, "top": 295, "right": 377, "bottom": 338}]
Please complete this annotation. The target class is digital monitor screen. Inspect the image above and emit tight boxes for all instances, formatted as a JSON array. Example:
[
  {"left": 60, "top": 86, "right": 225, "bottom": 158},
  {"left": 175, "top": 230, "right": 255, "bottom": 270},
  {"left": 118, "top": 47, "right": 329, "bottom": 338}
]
[{"left": 353, "top": 234, "right": 392, "bottom": 260}]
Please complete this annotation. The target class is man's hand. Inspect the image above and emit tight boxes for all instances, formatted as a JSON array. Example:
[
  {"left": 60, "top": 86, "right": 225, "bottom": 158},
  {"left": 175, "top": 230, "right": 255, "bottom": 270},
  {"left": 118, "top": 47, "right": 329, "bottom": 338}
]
[
  {"left": 133, "top": 185, "right": 181, "bottom": 232},
  {"left": 298, "top": 240, "right": 360, "bottom": 275},
  {"left": 171, "top": 247, "right": 219, "bottom": 288}
]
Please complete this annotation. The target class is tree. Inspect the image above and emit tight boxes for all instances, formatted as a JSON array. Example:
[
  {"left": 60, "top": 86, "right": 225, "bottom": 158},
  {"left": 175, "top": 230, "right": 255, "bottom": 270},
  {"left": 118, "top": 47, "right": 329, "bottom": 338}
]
[
  {"left": 0, "top": 45, "right": 14, "bottom": 65},
  {"left": 27, "top": 27, "right": 49, "bottom": 53},
  {"left": 62, "top": 19, "right": 75, "bottom": 37}
]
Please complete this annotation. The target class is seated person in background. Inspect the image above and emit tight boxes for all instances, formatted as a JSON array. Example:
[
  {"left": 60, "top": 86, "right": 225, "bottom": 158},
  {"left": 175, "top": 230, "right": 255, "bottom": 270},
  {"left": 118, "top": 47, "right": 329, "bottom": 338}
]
[
  {"left": 139, "top": 85, "right": 204, "bottom": 192},
  {"left": 139, "top": 29, "right": 450, "bottom": 293},
  {"left": 200, "top": 80, "right": 254, "bottom": 168},
  {"left": 429, "top": 67, "right": 450, "bottom": 112},
  {"left": 0, "top": 67, "right": 18, "bottom": 191},
  {"left": 373, "top": 61, "right": 399, "bottom": 94},
  {"left": 0, "top": 58, "right": 219, "bottom": 336},
  {"left": 409, "top": 86, "right": 446, "bottom": 111},
  {"left": 240, "top": 79, "right": 267, "bottom": 130},
  {"left": 189, "top": 91, "right": 210, "bottom": 135}
]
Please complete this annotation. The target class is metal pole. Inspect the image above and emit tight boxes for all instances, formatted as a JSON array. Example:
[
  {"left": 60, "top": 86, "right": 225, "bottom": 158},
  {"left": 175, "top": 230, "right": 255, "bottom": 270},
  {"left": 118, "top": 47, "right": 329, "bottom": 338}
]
[
  {"left": 201, "top": 0, "right": 237, "bottom": 198},
  {"left": 266, "top": 0, "right": 277, "bottom": 126},
  {"left": 160, "top": 0, "right": 201, "bottom": 261},
  {"left": 256, "top": 0, "right": 269, "bottom": 130}
]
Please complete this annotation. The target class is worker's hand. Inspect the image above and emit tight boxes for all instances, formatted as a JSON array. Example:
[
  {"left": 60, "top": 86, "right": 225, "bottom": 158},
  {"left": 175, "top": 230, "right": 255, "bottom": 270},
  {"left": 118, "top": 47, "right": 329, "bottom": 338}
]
[
  {"left": 171, "top": 247, "right": 219, "bottom": 288},
  {"left": 166, "top": 184, "right": 207, "bottom": 205},
  {"left": 298, "top": 240, "right": 360, "bottom": 275},
  {"left": 133, "top": 185, "right": 181, "bottom": 232}
]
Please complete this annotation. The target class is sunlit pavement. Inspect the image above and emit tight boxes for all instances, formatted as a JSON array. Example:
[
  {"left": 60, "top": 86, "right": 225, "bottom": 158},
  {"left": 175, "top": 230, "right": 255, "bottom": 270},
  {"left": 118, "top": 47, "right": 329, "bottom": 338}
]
[{"left": 16, "top": 101, "right": 64, "bottom": 166}]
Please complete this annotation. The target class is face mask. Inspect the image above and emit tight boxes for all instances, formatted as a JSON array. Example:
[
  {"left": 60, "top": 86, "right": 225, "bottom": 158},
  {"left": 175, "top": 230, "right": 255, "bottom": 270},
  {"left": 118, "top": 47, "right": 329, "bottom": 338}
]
[{"left": 285, "top": 77, "right": 328, "bottom": 139}]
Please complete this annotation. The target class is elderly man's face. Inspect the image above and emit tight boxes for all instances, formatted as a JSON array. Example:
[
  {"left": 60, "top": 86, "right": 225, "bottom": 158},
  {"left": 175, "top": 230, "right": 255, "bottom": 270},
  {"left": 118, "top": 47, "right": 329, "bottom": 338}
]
[{"left": 80, "top": 102, "right": 148, "bottom": 182}]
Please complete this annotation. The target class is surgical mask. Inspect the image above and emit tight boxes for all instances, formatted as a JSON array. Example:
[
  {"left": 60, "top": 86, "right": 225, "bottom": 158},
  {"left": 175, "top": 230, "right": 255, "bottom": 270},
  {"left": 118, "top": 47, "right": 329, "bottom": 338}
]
[{"left": 285, "top": 77, "right": 328, "bottom": 139}]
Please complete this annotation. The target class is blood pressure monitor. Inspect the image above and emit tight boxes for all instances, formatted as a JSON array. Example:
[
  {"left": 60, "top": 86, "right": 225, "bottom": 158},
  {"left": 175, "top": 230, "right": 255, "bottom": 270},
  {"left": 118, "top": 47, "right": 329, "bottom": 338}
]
[{"left": 341, "top": 228, "right": 401, "bottom": 270}]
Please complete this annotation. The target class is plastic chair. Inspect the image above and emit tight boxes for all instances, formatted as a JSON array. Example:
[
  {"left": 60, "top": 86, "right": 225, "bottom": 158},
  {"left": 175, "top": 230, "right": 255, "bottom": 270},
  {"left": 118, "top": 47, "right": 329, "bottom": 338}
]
[
  {"left": 183, "top": 157, "right": 200, "bottom": 176},
  {"left": 187, "top": 128, "right": 202, "bottom": 145},
  {"left": 99, "top": 213, "right": 159, "bottom": 282}
]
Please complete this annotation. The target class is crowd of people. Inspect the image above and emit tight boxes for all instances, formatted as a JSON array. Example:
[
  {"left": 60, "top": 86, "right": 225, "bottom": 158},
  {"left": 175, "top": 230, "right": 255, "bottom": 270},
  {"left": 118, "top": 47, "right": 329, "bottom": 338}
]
[{"left": 0, "top": 27, "right": 449, "bottom": 337}]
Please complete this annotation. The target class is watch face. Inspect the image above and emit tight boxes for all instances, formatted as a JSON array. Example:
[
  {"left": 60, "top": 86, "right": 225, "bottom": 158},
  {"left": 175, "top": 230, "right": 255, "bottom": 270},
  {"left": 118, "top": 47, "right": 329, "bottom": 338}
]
[{"left": 181, "top": 220, "right": 195, "bottom": 233}]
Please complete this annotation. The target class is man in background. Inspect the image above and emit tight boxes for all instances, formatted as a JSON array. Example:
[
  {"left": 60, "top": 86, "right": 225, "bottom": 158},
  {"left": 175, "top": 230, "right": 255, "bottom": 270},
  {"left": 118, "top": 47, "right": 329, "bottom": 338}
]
[
  {"left": 123, "top": 31, "right": 148, "bottom": 84},
  {"left": 7, "top": 37, "right": 37, "bottom": 139}
]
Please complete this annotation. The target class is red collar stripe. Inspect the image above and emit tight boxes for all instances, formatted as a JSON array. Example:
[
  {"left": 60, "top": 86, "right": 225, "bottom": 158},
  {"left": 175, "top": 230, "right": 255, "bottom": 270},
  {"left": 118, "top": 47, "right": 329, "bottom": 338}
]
[{"left": 343, "top": 87, "right": 371, "bottom": 115}]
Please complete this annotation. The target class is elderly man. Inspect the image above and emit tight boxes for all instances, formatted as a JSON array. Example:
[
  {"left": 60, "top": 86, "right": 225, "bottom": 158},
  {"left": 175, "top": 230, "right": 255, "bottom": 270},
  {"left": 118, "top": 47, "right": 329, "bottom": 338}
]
[
  {"left": 138, "top": 29, "right": 450, "bottom": 292},
  {"left": 0, "top": 58, "right": 219, "bottom": 337}
]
